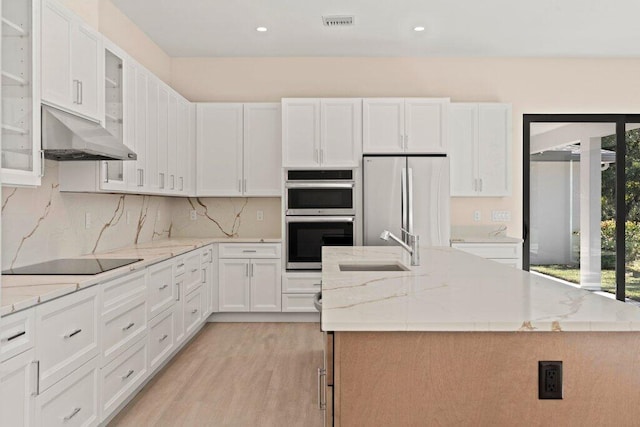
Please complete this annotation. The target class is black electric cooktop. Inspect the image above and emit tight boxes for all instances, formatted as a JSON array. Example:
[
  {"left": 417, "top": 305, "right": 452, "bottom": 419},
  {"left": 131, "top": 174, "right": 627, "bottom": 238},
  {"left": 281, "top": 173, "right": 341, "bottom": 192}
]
[{"left": 3, "top": 258, "right": 142, "bottom": 275}]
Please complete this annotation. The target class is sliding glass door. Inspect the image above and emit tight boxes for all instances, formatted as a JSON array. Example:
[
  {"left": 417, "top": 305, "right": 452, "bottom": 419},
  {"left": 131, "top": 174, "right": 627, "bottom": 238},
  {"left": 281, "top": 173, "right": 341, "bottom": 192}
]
[{"left": 524, "top": 115, "right": 640, "bottom": 302}]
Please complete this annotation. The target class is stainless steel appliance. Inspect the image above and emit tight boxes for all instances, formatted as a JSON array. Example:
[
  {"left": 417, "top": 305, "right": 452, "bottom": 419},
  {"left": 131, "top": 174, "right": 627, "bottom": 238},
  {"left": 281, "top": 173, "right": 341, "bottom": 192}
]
[
  {"left": 285, "top": 216, "right": 354, "bottom": 270},
  {"left": 285, "top": 169, "right": 355, "bottom": 215},
  {"left": 285, "top": 169, "right": 357, "bottom": 271},
  {"left": 363, "top": 155, "right": 450, "bottom": 247},
  {"left": 3, "top": 258, "right": 142, "bottom": 275}
]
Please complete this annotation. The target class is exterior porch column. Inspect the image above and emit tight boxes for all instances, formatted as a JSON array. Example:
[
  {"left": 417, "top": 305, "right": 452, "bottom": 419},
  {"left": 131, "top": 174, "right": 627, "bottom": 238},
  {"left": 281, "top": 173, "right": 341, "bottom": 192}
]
[{"left": 580, "top": 136, "right": 602, "bottom": 290}]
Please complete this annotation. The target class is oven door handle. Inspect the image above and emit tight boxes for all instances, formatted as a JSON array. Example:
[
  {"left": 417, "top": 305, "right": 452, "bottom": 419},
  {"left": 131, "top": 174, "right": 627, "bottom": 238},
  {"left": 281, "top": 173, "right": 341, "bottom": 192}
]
[
  {"left": 285, "top": 216, "right": 355, "bottom": 223},
  {"left": 285, "top": 182, "right": 354, "bottom": 189}
]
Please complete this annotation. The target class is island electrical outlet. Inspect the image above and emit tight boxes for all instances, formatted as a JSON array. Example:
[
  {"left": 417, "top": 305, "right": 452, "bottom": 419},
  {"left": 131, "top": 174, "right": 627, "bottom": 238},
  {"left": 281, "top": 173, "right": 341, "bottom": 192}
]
[{"left": 538, "top": 361, "right": 563, "bottom": 399}]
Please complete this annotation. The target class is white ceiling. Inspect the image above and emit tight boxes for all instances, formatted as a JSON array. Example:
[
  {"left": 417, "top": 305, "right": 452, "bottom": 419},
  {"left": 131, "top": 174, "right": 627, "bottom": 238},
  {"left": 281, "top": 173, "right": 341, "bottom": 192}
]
[{"left": 112, "top": 0, "right": 640, "bottom": 57}]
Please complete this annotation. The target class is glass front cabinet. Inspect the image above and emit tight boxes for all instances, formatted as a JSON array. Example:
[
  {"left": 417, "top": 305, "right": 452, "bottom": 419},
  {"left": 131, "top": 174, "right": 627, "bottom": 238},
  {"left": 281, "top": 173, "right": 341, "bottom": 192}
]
[{"left": 1, "top": 0, "right": 42, "bottom": 186}]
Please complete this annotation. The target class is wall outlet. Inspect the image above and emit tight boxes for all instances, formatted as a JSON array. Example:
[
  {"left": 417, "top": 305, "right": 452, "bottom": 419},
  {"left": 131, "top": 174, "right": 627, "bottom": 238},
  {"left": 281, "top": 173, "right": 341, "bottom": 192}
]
[
  {"left": 538, "top": 361, "right": 563, "bottom": 399},
  {"left": 190, "top": 210, "right": 197, "bottom": 221},
  {"left": 473, "top": 210, "right": 481, "bottom": 222},
  {"left": 257, "top": 210, "right": 264, "bottom": 221},
  {"left": 492, "top": 210, "right": 511, "bottom": 222},
  {"left": 85, "top": 212, "right": 91, "bottom": 229}
]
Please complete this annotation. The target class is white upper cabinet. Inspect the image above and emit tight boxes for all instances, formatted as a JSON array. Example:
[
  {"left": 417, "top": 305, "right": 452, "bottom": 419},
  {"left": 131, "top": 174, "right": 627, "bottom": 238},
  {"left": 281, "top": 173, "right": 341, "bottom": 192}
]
[
  {"left": 41, "top": 0, "right": 102, "bottom": 122},
  {"left": 196, "top": 103, "right": 244, "bottom": 196},
  {"left": 449, "top": 103, "right": 512, "bottom": 197},
  {"left": 197, "top": 103, "right": 281, "bottom": 197},
  {"left": 282, "top": 98, "right": 320, "bottom": 167},
  {"left": 243, "top": 103, "right": 281, "bottom": 196},
  {"left": 282, "top": 98, "right": 361, "bottom": 168},
  {"left": 146, "top": 75, "right": 160, "bottom": 192},
  {"left": 363, "top": 98, "right": 449, "bottom": 154},
  {"left": 157, "top": 85, "right": 169, "bottom": 191},
  {"left": 176, "top": 97, "right": 191, "bottom": 194},
  {"left": 167, "top": 91, "right": 178, "bottom": 192},
  {"left": 320, "top": 99, "right": 362, "bottom": 167},
  {"left": 1, "top": 0, "right": 42, "bottom": 186}
]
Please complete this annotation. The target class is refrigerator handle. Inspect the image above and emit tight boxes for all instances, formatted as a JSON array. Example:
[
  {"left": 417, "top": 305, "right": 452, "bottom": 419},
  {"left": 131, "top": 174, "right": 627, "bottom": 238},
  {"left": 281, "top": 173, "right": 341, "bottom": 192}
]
[
  {"left": 401, "top": 168, "right": 407, "bottom": 242},
  {"left": 408, "top": 167, "right": 414, "bottom": 237}
]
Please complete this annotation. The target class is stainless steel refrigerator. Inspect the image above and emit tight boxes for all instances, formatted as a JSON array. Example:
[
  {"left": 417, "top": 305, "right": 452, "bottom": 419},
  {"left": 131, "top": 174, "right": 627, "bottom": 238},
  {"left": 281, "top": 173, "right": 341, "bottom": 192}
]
[{"left": 363, "top": 155, "right": 450, "bottom": 247}]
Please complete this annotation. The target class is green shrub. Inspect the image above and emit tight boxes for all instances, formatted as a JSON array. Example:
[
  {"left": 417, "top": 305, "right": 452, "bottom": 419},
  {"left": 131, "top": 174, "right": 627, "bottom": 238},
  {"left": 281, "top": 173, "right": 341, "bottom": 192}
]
[{"left": 601, "top": 220, "right": 640, "bottom": 269}]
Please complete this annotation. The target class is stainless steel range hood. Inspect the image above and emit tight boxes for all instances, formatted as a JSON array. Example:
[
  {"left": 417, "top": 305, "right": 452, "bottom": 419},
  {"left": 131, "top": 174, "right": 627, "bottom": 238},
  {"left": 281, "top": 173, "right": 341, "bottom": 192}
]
[{"left": 42, "top": 105, "right": 137, "bottom": 161}]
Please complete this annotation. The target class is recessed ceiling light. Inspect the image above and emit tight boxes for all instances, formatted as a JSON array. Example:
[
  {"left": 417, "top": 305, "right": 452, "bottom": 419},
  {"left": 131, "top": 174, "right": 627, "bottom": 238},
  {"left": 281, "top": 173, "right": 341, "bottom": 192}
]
[
  {"left": 413, "top": 26, "right": 425, "bottom": 32},
  {"left": 256, "top": 26, "right": 268, "bottom": 32}
]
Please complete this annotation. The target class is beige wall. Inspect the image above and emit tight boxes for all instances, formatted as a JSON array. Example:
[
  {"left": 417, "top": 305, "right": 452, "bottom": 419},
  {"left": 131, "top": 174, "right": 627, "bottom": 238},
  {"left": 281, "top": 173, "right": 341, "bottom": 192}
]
[{"left": 171, "top": 57, "right": 640, "bottom": 237}]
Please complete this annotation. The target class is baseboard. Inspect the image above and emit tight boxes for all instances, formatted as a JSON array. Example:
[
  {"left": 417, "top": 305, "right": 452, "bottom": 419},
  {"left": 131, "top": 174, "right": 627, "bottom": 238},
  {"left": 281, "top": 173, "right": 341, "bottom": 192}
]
[{"left": 206, "top": 312, "right": 320, "bottom": 323}]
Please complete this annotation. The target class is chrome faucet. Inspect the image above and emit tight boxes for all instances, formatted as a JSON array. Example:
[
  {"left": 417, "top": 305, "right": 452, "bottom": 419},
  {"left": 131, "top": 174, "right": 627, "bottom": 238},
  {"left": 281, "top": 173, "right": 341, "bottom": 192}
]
[{"left": 380, "top": 229, "right": 420, "bottom": 266}]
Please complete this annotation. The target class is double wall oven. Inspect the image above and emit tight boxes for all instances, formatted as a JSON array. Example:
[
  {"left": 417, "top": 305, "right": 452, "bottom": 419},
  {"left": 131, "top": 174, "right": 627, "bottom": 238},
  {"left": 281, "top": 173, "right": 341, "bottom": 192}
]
[{"left": 285, "top": 170, "right": 356, "bottom": 270}]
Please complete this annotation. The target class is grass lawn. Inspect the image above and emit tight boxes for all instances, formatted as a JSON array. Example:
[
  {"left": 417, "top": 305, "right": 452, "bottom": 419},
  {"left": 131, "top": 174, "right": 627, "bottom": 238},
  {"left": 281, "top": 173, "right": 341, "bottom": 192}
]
[{"left": 531, "top": 264, "right": 640, "bottom": 301}]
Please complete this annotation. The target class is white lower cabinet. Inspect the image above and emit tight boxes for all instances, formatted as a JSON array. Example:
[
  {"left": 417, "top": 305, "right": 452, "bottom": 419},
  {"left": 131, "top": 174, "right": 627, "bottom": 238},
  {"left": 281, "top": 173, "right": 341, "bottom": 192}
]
[
  {"left": 218, "top": 243, "right": 282, "bottom": 312},
  {"left": 148, "top": 260, "right": 176, "bottom": 319},
  {"left": 1, "top": 349, "right": 36, "bottom": 427},
  {"left": 35, "top": 356, "right": 99, "bottom": 427},
  {"left": 174, "top": 267, "right": 186, "bottom": 346},
  {"left": 100, "top": 293, "right": 147, "bottom": 365},
  {"left": 148, "top": 306, "right": 175, "bottom": 372},
  {"left": 282, "top": 272, "right": 321, "bottom": 313},
  {"left": 1, "top": 307, "right": 36, "bottom": 362},
  {"left": 36, "top": 286, "right": 100, "bottom": 392},
  {"left": 451, "top": 242, "right": 522, "bottom": 269},
  {"left": 184, "top": 288, "right": 203, "bottom": 336},
  {"left": 99, "top": 338, "right": 148, "bottom": 421}
]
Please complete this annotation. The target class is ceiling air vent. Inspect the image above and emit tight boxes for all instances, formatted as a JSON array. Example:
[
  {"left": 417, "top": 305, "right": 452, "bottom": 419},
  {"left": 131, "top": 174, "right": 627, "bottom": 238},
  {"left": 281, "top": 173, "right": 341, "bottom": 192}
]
[{"left": 322, "top": 15, "right": 354, "bottom": 27}]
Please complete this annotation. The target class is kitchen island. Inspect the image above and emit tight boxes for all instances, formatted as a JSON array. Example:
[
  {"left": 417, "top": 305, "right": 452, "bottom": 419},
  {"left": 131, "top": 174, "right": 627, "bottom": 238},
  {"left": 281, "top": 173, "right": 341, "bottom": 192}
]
[{"left": 320, "top": 246, "right": 640, "bottom": 426}]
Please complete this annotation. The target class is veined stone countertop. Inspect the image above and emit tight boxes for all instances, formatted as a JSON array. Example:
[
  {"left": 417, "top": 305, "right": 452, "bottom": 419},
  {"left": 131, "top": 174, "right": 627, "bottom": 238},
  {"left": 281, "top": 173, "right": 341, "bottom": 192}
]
[
  {"left": 1, "top": 237, "right": 281, "bottom": 317},
  {"left": 321, "top": 246, "right": 640, "bottom": 332}
]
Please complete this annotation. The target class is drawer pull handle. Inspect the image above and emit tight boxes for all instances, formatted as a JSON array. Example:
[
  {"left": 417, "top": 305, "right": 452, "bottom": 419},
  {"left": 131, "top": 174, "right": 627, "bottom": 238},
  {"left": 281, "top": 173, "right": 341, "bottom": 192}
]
[
  {"left": 242, "top": 250, "right": 257, "bottom": 253},
  {"left": 121, "top": 369, "right": 135, "bottom": 380},
  {"left": 1, "top": 330, "right": 26, "bottom": 342},
  {"left": 191, "top": 309, "right": 198, "bottom": 314},
  {"left": 63, "top": 407, "right": 81, "bottom": 421},
  {"left": 159, "top": 284, "right": 169, "bottom": 290},
  {"left": 64, "top": 328, "right": 82, "bottom": 339},
  {"left": 159, "top": 334, "right": 169, "bottom": 342},
  {"left": 191, "top": 268, "right": 198, "bottom": 273},
  {"left": 177, "top": 263, "right": 185, "bottom": 268},
  {"left": 313, "top": 283, "right": 322, "bottom": 287},
  {"left": 122, "top": 322, "right": 135, "bottom": 331}
]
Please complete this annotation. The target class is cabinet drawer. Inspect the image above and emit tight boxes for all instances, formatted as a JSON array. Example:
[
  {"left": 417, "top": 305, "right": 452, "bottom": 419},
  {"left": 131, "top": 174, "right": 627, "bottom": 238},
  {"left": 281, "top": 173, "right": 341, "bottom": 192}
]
[
  {"left": 36, "top": 287, "right": 99, "bottom": 392},
  {"left": 100, "top": 338, "right": 148, "bottom": 421},
  {"left": 148, "top": 306, "right": 174, "bottom": 372},
  {"left": 184, "top": 250, "right": 203, "bottom": 295},
  {"left": 101, "top": 295, "right": 147, "bottom": 366},
  {"left": 184, "top": 288, "right": 203, "bottom": 336},
  {"left": 148, "top": 261, "right": 176, "bottom": 319},
  {"left": 1, "top": 308, "right": 35, "bottom": 362},
  {"left": 35, "top": 356, "right": 99, "bottom": 427},
  {"left": 283, "top": 273, "right": 322, "bottom": 294},
  {"left": 219, "top": 243, "right": 281, "bottom": 259},
  {"left": 452, "top": 243, "right": 520, "bottom": 259},
  {"left": 282, "top": 294, "right": 318, "bottom": 313},
  {"left": 174, "top": 257, "right": 187, "bottom": 276},
  {"left": 102, "top": 271, "right": 146, "bottom": 315},
  {"left": 201, "top": 245, "right": 214, "bottom": 264}
]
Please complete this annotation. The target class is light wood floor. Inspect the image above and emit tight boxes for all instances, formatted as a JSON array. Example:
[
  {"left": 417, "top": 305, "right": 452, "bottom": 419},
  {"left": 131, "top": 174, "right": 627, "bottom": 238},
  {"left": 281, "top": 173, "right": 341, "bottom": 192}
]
[{"left": 109, "top": 323, "right": 324, "bottom": 427}]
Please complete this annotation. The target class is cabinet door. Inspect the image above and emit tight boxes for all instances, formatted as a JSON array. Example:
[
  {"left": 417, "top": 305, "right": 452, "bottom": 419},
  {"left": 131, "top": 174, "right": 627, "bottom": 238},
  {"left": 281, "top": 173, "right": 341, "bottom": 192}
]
[
  {"left": 362, "top": 98, "right": 404, "bottom": 153},
  {"left": 174, "top": 275, "right": 186, "bottom": 345},
  {"left": 101, "top": 42, "right": 126, "bottom": 191},
  {"left": 167, "top": 92, "right": 178, "bottom": 192},
  {"left": 477, "top": 104, "right": 512, "bottom": 196},
  {"left": 130, "top": 67, "right": 148, "bottom": 190},
  {"left": 243, "top": 103, "right": 281, "bottom": 196},
  {"left": 123, "top": 58, "right": 137, "bottom": 190},
  {"left": 157, "top": 86, "right": 169, "bottom": 192},
  {"left": 218, "top": 259, "right": 250, "bottom": 312},
  {"left": 41, "top": 0, "right": 72, "bottom": 108},
  {"left": 196, "top": 103, "right": 243, "bottom": 196},
  {"left": 405, "top": 98, "right": 448, "bottom": 153},
  {"left": 449, "top": 104, "right": 478, "bottom": 196},
  {"left": 176, "top": 98, "right": 190, "bottom": 194},
  {"left": 1, "top": 349, "right": 36, "bottom": 427},
  {"left": 321, "top": 99, "right": 362, "bottom": 167},
  {"left": 250, "top": 259, "right": 282, "bottom": 312},
  {"left": 146, "top": 76, "right": 160, "bottom": 192},
  {"left": 71, "top": 23, "right": 101, "bottom": 120},
  {"left": 282, "top": 99, "right": 320, "bottom": 167}
]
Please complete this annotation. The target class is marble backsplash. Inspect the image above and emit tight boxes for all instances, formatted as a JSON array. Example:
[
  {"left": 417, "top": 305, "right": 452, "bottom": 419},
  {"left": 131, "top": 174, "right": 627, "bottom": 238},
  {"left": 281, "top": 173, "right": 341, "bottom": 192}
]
[{"left": 1, "top": 161, "right": 282, "bottom": 270}]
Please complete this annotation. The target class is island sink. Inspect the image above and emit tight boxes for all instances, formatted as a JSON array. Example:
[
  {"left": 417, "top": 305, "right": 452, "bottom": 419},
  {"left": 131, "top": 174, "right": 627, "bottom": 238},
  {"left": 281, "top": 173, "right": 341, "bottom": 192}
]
[{"left": 338, "top": 263, "right": 409, "bottom": 272}]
